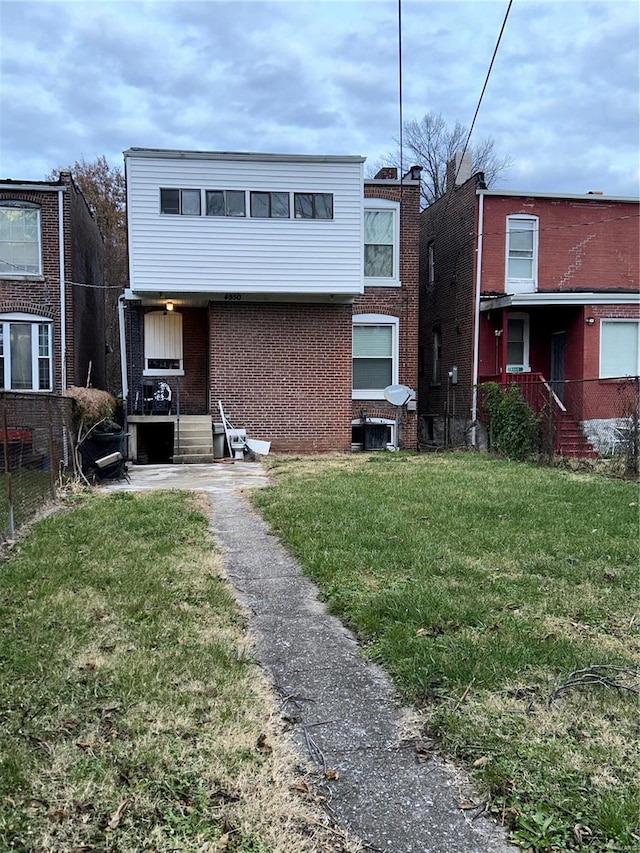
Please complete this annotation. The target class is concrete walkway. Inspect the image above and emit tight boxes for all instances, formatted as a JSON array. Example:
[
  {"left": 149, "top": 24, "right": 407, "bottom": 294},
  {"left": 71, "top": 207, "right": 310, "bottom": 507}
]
[{"left": 103, "top": 463, "right": 514, "bottom": 852}]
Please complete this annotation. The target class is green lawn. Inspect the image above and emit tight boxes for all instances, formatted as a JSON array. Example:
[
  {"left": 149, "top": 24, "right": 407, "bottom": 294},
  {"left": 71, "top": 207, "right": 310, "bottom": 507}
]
[
  {"left": 0, "top": 490, "right": 356, "bottom": 853},
  {"left": 254, "top": 453, "right": 640, "bottom": 853}
]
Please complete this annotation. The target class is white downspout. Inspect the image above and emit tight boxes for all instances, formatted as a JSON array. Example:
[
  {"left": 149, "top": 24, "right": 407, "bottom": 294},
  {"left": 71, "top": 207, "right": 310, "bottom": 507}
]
[
  {"left": 470, "top": 191, "right": 484, "bottom": 447},
  {"left": 118, "top": 294, "right": 128, "bottom": 401},
  {"left": 58, "top": 188, "right": 67, "bottom": 389}
]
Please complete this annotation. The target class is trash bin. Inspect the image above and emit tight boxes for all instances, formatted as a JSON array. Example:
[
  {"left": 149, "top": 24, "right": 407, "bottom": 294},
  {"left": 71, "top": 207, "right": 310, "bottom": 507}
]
[
  {"left": 363, "top": 423, "right": 388, "bottom": 451},
  {"left": 213, "top": 423, "right": 226, "bottom": 459},
  {"left": 80, "top": 430, "right": 126, "bottom": 480}
]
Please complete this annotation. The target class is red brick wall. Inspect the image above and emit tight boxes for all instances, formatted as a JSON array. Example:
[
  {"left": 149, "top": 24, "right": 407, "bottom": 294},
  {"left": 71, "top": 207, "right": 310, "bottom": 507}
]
[
  {"left": 480, "top": 196, "right": 639, "bottom": 294},
  {"left": 358, "top": 180, "right": 420, "bottom": 447},
  {"left": 209, "top": 301, "right": 353, "bottom": 452},
  {"left": 419, "top": 176, "right": 480, "bottom": 426},
  {"left": 0, "top": 179, "right": 104, "bottom": 393}
]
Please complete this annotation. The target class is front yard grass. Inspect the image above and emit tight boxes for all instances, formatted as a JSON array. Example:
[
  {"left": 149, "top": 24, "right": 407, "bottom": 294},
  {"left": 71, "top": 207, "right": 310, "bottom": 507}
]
[
  {"left": 0, "top": 490, "right": 358, "bottom": 853},
  {"left": 254, "top": 453, "right": 640, "bottom": 853}
]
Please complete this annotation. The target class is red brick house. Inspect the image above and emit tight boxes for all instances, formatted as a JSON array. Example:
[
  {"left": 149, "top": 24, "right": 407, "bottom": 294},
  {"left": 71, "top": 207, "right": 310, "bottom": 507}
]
[
  {"left": 419, "top": 158, "right": 639, "bottom": 453},
  {"left": 121, "top": 149, "right": 419, "bottom": 461},
  {"left": 0, "top": 174, "right": 105, "bottom": 393}
]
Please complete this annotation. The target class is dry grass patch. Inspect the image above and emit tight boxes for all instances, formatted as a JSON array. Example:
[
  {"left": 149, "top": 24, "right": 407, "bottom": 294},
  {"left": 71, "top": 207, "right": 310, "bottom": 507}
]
[{"left": 0, "top": 490, "right": 361, "bottom": 853}]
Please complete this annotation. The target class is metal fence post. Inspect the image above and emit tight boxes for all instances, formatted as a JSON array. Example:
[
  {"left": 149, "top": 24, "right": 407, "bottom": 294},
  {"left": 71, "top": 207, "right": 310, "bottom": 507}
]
[
  {"left": 2, "top": 406, "right": 15, "bottom": 540},
  {"left": 626, "top": 377, "right": 640, "bottom": 479},
  {"left": 46, "top": 396, "right": 57, "bottom": 499}
]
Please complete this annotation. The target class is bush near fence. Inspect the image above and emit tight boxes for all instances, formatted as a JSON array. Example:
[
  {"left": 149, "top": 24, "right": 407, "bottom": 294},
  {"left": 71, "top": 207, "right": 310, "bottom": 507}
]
[{"left": 0, "top": 393, "right": 74, "bottom": 543}]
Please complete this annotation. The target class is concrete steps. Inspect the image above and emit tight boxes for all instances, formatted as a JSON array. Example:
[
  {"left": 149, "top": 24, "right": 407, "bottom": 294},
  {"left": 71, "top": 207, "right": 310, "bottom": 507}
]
[
  {"left": 173, "top": 415, "right": 214, "bottom": 463},
  {"left": 555, "top": 415, "right": 598, "bottom": 458}
]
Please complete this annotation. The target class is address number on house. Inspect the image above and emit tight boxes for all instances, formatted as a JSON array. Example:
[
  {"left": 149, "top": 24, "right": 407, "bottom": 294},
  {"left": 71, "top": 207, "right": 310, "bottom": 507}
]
[{"left": 224, "top": 294, "right": 242, "bottom": 301}]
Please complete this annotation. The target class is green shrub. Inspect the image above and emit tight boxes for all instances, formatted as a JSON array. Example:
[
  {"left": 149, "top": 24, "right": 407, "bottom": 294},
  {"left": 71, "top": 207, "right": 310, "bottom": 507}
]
[{"left": 481, "top": 382, "right": 539, "bottom": 460}]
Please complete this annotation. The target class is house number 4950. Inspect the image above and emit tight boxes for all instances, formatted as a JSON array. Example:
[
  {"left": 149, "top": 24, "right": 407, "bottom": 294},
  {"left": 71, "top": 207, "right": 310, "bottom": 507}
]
[{"left": 224, "top": 294, "right": 242, "bottom": 300}]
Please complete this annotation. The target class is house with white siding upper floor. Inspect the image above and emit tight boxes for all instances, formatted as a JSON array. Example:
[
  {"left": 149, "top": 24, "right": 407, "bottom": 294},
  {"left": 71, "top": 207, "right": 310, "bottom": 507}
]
[{"left": 121, "top": 149, "right": 421, "bottom": 461}]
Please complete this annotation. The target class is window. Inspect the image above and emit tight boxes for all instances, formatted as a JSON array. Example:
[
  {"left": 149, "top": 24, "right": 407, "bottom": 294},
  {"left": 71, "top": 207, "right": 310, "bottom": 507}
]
[
  {"left": 352, "top": 314, "right": 398, "bottom": 399},
  {"left": 364, "top": 200, "right": 399, "bottom": 282},
  {"left": 600, "top": 320, "right": 640, "bottom": 378},
  {"left": 0, "top": 315, "right": 52, "bottom": 390},
  {"left": 506, "top": 312, "right": 530, "bottom": 373},
  {"left": 160, "top": 188, "right": 201, "bottom": 215},
  {"left": 144, "top": 311, "right": 184, "bottom": 375},
  {"left": 294, "top": 193, "right": 333, "bottom": 219},
  {"left": 427, "top": 242, "right": 435, "bottom": 284},
  {"left": 250, "top": 191, "right": 289, "bottom": 218},
  {"left": 506, "top": 215, "right": 538, "bottom": 292},
  {"left": 0, "top": 202, "right": 41, "bottom": 276},
  {"left": 206, "top": 190, "right": 246, "bottom": 217},
  {"left": 432, "top": 327, "right": 442, "bottom": 385}
]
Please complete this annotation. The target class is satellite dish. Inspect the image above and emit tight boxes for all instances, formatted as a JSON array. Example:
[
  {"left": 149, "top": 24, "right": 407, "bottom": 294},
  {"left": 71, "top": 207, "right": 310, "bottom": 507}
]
[{"left": 383, "top": 384, "right": 415, "bottom": 407}]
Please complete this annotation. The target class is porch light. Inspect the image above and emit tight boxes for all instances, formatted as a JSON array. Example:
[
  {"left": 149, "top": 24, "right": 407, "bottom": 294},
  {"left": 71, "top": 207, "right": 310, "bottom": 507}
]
[
  {"left": 165, "top": 301, "right": 174, "bottom": 312},
  {"left": 585, "top": 316, "right": 595, "bottom": 325}
]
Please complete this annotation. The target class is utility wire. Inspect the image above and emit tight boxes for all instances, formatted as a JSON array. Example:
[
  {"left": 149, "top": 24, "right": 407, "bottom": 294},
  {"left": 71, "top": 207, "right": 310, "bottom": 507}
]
[{"left": 432, "top": 0, "right": 514, "bottom": 241}]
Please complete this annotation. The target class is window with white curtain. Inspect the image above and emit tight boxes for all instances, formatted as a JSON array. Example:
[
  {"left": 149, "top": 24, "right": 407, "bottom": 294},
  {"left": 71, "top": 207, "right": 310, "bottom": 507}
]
[
  {"left": 0, "top": 315, "right": 52, "bottom": 390},
  {"left": 600, "top": 320, "right": 640, "bottom": 378},
  {"left": 352, "top": 314, "right": 399, "bottom": 399},
  {"left": 364, "top": 200, "right": 399, "bottom": 283},
  {"left": 506, "top": 215, "right": 538, "bottom": 292},
  {"left": 0, "top": 202, "right": 42, "bottom": 276},
  {"left": 144, "top": 311, "right": 184, "bottom": 375}
]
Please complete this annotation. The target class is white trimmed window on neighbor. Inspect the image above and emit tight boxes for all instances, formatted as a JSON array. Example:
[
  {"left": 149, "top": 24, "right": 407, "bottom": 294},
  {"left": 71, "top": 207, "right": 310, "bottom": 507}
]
[
  {"left": 352, "top": 314, "right": 399, "bottom": 399},
  {"left": 600, "top": 319, "right": 640, "bottom": 378},
  {"left": 0, "top": 315, "right": 52, "bottom": 391},
  {"left": 364, "top": 200, "right": 399, "bottom": 284},
  {"left": 0, "top": 201, "right": 42, "bottom": 276},
  {"left": 506, "top": 215, "right": 538, "bottom": 293},
  {"left": 144, "top": 311, "right": 184, "bottom": 376}
]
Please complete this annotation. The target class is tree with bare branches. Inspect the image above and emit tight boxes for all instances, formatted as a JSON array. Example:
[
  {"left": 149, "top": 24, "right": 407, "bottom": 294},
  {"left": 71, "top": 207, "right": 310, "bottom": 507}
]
[
  {"left": 49, "top": 156, "right": 127, "bottom": 394},
  {"left": 373, "top": 111, "right": 513, "bottom": 208}
]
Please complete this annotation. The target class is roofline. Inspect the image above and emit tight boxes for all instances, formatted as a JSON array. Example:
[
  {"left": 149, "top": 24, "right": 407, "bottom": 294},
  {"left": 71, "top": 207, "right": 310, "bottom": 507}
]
[
  {"left": 0, "top": 182, "right": 67, "bottom": 193},
  {"left": 477, "top": 188, "right": 639, "bottom": 204},
  {"left": 365, "top": 178, "right": 420, "bottom": 187},
  {"left": 124, "top": 147, "right": 366, "bottom": 164},
  {"left": 480, "top": 291, "right": 640, "bottom": 311}
]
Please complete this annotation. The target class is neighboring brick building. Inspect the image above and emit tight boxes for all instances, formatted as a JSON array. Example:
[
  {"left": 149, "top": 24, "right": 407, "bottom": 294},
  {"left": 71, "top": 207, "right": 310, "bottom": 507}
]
[
  {"left": 419, "top": 157, "right": 639, "bottom": 452},
  {"left": 122, "top": 149, "right": 420, "bottom": 461},
  {"left": 0, "top": 174, "right": 105, "bottom": 393}
]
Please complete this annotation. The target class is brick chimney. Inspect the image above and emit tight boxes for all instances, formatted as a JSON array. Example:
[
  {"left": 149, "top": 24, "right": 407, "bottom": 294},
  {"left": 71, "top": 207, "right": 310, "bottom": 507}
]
[
  {"left": 446, "top": 151, "right": 472, "bottom": 190},
  {"left": 374, "top": 166, "right": 398, "bottom": 180}
]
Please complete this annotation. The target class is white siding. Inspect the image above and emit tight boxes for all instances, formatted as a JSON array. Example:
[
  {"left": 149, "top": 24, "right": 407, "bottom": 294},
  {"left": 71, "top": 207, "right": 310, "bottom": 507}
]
[{"left": 126, "top": 154, "right": 365, "bottom": 296}]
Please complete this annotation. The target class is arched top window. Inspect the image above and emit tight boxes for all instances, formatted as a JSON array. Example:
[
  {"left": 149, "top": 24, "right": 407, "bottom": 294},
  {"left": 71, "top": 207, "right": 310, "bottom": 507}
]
[
  {"left": 0, "top": 201, "right": 42, "bottom": 276},
  {"left": 352, "top": 314, "right": 399, "bottom": 399}
]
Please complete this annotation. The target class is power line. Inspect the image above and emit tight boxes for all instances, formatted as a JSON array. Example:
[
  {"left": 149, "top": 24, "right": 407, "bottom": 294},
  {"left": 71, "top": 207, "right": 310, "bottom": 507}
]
[{"left": 432, "top": 0, "right": 514, "bottom": 241}]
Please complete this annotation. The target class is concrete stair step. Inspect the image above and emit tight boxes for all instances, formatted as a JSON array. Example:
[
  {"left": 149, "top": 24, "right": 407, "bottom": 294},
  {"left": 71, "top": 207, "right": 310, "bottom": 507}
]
[{"left": 173, "top": 453, "right": 215, "bottom": 464}]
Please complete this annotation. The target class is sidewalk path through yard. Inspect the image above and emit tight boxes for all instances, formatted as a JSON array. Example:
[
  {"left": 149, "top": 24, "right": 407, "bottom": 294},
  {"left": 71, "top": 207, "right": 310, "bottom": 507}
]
[{"left": 104, "top": 464, "right": 515, "bottom": 852}]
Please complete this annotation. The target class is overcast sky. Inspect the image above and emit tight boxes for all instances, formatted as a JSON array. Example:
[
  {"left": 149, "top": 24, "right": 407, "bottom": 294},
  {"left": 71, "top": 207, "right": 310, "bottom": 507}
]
[{"left": 1, "top": 0, "right": 638, "bottom": 197}]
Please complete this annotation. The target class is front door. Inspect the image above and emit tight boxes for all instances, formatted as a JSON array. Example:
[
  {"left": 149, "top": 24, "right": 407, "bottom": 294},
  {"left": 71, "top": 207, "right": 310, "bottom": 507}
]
[{"left": 550, "top": 332, "right": 565, "bottom": 403}]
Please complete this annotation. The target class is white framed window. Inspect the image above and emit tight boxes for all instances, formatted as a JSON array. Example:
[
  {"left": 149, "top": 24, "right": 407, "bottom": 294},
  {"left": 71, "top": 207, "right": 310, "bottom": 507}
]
[
  {"left": 206, "top": 190, "right": 246, "bottom": 217},
  {"left": 0, "top": 201, "right": 42, "bottom": 276},
  {"left": 506, "top": 215, "right": 538, "bottom": 293},
  {"left": 352, "top": 314, "right": 399, "bottom": 399},
  {"left": 144, "top": 311, "right": 184, "bottom": 376},
  {"left": 250, "top": 191, "right": 290, "bottom": 219},
  {"left": 364, "top": 199, "right": 400, "bottom": 284},
  {"left": 294, "top": 193, "right": 333, "bottom": 219},
  {"left": 160, "top": 188, "right": 201, "bottom": 215},
  {"left": 600, "top": 319, "right": 640, "bottom": 378},
  {"left": 506, "top": 312, "right": 530, "bottom": 373},
  {"left": 0, "top": 314, "right": 52, "bottom": 391},
  {"left": 351, "top": 418, "right": 396, "bottom": 450}
]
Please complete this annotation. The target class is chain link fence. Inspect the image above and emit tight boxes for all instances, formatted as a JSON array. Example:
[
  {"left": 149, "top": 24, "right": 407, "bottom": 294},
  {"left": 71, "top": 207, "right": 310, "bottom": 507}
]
[
  {"left": 478, "top": 375, "right": 639, "bottom": 478},
  {"left": 0, "top": 393, "right": 75, "bottom": 543}
]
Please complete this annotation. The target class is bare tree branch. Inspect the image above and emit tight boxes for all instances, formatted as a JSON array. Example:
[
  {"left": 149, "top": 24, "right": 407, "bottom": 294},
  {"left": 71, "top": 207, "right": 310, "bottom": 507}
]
[{"left": 370, "top": 111, "right": 514, "bottom": 208}]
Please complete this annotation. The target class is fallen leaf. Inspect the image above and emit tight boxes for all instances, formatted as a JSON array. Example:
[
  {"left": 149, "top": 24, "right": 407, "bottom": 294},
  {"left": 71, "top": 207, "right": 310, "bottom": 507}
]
[
  {"left": 106, "top": 798, "right": 131, "bottom": 830},
  {"left": 256, "top": 733, "right": 272, "bottom": 754},
  {"left": 216, "top": 834, "right": 230, "bottom": 850},
  {"left": 472, "top": 756, "right": 490, "bottom": 768},
  {"left": 457, "top": 800, "right": 480, "bottom": 810},
  {"left": 324, "top": 769, "right": 340, "bottom": 780},
  {"left": 573, "top": 823, "right": 593, "bottom": 843},
  {"left": 290, "top": 781, "right": 312, "bottom": 795}
]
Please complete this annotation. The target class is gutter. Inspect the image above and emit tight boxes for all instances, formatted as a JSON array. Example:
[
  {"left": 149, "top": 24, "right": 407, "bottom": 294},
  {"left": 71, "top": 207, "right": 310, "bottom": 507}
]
[
  {"left": 118, "top": 294, "right": 128, "bottom": 402},
  {"left": 58, "top": 187, "right": 67, "bottom": 389},
  {"left": 470, "top": 192, "right": 484, "bottom": 447}
]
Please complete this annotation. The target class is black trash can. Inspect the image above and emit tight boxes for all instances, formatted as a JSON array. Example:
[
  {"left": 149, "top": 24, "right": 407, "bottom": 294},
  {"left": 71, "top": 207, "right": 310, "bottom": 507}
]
[{"left": 80, "top": 430, "right": 126, "bottom": 480}]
